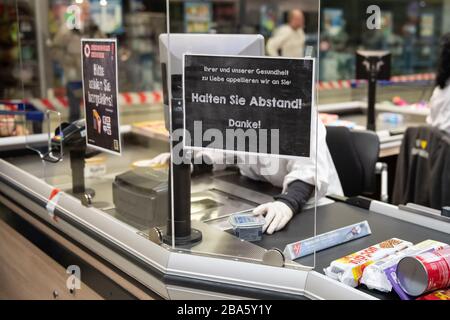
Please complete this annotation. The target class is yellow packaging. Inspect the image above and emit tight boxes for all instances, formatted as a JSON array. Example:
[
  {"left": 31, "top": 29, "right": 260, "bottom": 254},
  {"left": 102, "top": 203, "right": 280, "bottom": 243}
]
[{"left": 324, "top": 238, "right": 412, "bottom": 287}]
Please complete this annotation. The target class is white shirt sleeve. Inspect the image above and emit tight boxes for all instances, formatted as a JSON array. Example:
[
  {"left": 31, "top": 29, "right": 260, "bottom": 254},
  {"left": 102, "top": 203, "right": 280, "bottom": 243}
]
[
  {"left": 427, "top": 86, "right": 450, "bottom": 135},
  {"left": 283, "top": 121, "right": 331, "bottom": 199}
]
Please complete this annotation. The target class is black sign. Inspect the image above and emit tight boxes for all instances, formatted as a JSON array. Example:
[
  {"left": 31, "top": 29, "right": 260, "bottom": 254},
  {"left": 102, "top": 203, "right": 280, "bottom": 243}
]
[
  {"left": 183, "top": 55, "right": 314, "bottom": 158},
  {"left": 81, "top": 39, "right": 121, "bottom": 155},
  {"left": 356, "top": 50, "right": 391, "bottom": 81}
]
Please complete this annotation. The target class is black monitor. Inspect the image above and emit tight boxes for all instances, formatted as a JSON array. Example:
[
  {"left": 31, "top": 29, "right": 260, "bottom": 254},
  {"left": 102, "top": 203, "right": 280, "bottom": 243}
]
[{"left": 356, "top": 50, "right": 391, "bottom": 81}]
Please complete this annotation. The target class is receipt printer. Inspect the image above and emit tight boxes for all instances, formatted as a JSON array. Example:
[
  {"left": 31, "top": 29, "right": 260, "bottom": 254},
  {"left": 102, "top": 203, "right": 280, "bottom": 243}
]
[{"left": 113, "top": 167, "right": 168, "bottom": 228}]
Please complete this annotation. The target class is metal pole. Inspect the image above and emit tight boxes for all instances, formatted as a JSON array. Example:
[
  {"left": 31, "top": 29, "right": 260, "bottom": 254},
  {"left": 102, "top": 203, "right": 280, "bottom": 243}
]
[
  {"left": 367, "top": 59, "right": 377, "bottom": 131},
  {"left": 34, "top": 0, "right": 49, "bottom": 98}
]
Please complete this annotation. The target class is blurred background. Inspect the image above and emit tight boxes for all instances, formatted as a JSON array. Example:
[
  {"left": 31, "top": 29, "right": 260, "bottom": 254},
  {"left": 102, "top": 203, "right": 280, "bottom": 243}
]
[{"left": 0, "top": 0, "right": 448, "bottom": 127}]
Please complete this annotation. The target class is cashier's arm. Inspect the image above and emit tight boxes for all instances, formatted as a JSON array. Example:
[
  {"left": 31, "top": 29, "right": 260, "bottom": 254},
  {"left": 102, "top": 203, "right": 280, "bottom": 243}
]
[
  {"left": 191, "top": 153, "right": 315, "bottom": 234},
  {"left": 254, "top": 180, "right": 314, "bottom": 234}
]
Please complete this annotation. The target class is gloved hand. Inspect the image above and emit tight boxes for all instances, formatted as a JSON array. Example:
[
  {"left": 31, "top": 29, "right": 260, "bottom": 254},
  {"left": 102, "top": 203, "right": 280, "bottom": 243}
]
[
  {"left": 147, "top": 152, "right": 171, "bottom": 167},
  {"left": 147, "top": 153, "right": 196, "bottom": 173},
  {"left": 253, "top": 201, "right": 293, "bottom": 235}
]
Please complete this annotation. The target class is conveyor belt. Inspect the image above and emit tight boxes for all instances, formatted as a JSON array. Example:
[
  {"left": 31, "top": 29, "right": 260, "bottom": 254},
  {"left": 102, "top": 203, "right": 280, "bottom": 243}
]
[
  {"left": 215, "top": 173, "right": 449, "bottom": 300},
  {"left": 254, "top": 201, "right": 449, "bottom": 300}
]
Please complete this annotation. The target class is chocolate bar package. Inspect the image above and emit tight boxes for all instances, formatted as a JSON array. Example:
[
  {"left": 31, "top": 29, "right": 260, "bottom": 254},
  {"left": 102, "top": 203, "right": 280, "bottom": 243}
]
[
  {"left": 417, "top": 289, "right": 450, "bottom": 300},
  {"left": 384, "top": 264, "right": 413, "bottom": 300}
]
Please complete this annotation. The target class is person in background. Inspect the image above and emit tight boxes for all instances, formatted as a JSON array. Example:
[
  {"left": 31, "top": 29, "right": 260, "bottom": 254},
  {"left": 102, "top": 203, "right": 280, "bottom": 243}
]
[
  {"left": 49, "top": 1, "right": 104, "bottom": 123},
  {"left": 427, "top": 33, "right": 450, "bottom": 135},
  {"left": 0, "top": 113, "right": 27, "bottom": 137},
  {"left": 0, "top": 102, "right": 28, "bottom": 137},
  {"left": 51, "top": 27, "right": 83, "bottom": 123},
  {"left": 266, "top": 9, "right": 306, "bottom": 58}
]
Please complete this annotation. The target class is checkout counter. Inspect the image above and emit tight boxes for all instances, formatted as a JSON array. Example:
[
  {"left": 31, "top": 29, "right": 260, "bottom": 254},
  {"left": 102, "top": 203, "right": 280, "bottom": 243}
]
[
  {"left": 318, "top": 100, "right": 429, "bottom": 158},
  {"left": 0, "top": 127, "right": 448, "bottom": 300}
]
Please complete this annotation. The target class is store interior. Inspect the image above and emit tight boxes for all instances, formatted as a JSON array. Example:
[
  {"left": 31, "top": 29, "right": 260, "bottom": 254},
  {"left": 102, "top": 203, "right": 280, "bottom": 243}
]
[{"left": 0, "top": 0, "right": 448, "bottom": 301}]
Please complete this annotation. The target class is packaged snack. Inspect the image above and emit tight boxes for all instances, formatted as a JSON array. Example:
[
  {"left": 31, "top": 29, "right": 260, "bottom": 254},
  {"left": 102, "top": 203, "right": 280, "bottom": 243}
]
[
  {"left": 385, "top": 263, "right": 413, "bottom": 300},
  {"left": 361, "top": 240, "right": 448, "bottom": 293},
  {"left": 324, "top": 238, "right": 412, "bottom": 287},
  {"left": 397, "top": 247, "right": 450, "bottom": 296},
  {"left": 417, "top": 289, "right": 450, "bottom": 300}
]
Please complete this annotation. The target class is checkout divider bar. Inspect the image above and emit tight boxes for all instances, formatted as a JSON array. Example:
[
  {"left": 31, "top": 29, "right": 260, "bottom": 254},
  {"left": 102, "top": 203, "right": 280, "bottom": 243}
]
[
  {"left": 330, "top": 194, "right": 450, "bottom": 234},
  {"left": 369, "top": 201, "right": 450, "bottom": 234},
  {"left": 328, "top": 195, "right": 450, "bottom": 234}
]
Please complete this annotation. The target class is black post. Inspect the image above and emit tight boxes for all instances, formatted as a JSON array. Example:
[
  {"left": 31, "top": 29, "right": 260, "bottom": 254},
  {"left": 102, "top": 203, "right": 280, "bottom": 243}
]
[
  {"left": 162, "top": 96, "right": 202, "bottom": 245},
  {"left": 70, "top": 147, "right": 86, "bottom": 195},
  {"left": 168, "top": 163, "right": 191, "bottom": 237},
  {"left": 356, "top": 51, "right": 391, "bottom": 132},
  {"left": 367, "top": 75, "right": 377, "bottom": 131},
  {"left": 238, "top": 0, "right": 247, "bottom": 33},
  {"left": 69, "top": 145, "right": 95, "bottom": 205},
  {"left": 164, "top": 152, "right": 201, "bottom": 245},
  {"left": 67, "top": 82, "right": 82, "bottom": 123}
]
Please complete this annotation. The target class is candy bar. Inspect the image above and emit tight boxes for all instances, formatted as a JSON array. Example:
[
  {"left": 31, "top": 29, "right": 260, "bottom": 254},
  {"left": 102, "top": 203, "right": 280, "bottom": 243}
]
[
  {"left": 360, "top": 240, "right": 448, "bottom": 293},
  {"left": 384, "top": 264, "right": 413, "bottom": 300},
  {"left": 417, "top": 289, "right": 450, "bottom": 300},
  {"left": 324, "top": 238, "right": 412, "bottom": 287}
]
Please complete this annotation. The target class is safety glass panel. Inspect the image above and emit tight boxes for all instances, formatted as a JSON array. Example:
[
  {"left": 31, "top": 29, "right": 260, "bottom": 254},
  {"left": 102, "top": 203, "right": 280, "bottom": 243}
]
[
  {"left": 23, "top": 110, "right": 63, "bottom": 162},
  {"left": 164, "top": 0, "right": 320, "bottom": 272},
  {"left": 23, "top": 109, "right": 65, "bottom": 183},
  {"left": 315, "top": 0, "right": 440, "bottom": 300},
  {"left": 2, "top": 1, "right": 170, "bottom": 216},
  {"left": 51, "top": 3, "right": 170, "bottom": 219},
  {"left": 0, "top": 1, "right": 55, "bottom": 181},
  {"left": 43, "top": 2, "right": 169, "bottom": 216},
  {"left": 319, "top": 0, "right": 437, "bottom": 131}
]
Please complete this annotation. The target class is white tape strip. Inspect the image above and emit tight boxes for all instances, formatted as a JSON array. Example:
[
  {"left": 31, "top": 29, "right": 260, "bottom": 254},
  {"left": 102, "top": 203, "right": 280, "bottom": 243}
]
[{"left": 46, "top": 189, "right": 62, "bottom": 221}]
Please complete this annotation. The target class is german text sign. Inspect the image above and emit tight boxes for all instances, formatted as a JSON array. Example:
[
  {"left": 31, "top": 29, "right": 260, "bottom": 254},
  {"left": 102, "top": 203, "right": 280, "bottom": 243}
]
[
  {"left": 183, "top": 55, "right": 314, "bottom": 158},
  {"left": 81, "top": 39, "right": 121, "bottom": 155}
]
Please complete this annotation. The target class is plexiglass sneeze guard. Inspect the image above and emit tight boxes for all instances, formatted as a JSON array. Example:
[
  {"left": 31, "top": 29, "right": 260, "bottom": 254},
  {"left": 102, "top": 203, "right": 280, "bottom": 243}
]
[{"left": 164, "top": 0, "right": 322, "bottom": 271}]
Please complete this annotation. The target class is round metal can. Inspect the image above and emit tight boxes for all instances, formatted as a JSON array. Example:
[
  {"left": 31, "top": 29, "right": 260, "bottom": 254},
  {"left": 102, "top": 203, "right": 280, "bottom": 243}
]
[{"left": 396, "top": 247, "right": 450, "bottom": 296}]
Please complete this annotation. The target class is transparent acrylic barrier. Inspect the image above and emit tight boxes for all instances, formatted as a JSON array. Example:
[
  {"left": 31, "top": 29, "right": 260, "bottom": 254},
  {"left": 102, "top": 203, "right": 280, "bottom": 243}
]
[
  {"left": 0, "top": 0, "right": 65, "bottom": 183},
  {"left": 1, "top": 0, "right": 441, "bottom": 299},
  {"left": 0, "top": 109, "right": 26, "bottom": 138},
  {"left": 319, "top": 1, "right": 441, "bottom": 82},
  {"left": 165, "top": 0, "right": 321, "bottom": 271},
  {"left": 25, "top": 110, "right": 63, "bottom": 161},
  {"left": 24, "top": 109, "right": 65, "bottom": 183},
  {"left": 1, "top": 0, "right": 169, "bottom": 213},
  {"left": 314, "top": 1, "right": 440, "bottom": 297},
  {"left": 319, "top": 0, "right": 438, "bottom": 126},
  {"left": 52, "top": 4, "right": 169, "bottom": 215},
  {"left": 318, "top": 0, "right": 437, "bottom": 129}
]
